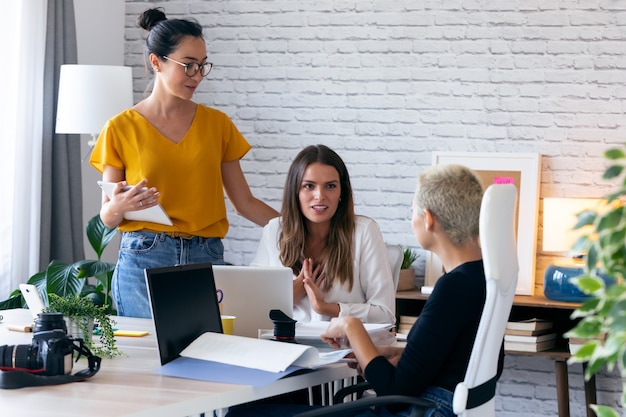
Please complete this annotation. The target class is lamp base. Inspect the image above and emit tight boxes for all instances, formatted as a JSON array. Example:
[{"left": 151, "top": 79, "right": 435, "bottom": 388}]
[{"left": 543, "top": 264, "right": 587, "bottom": 302}]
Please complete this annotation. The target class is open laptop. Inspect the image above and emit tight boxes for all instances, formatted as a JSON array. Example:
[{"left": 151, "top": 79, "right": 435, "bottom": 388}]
[
  {"left": 212, "top": 265, "right": 294, "bottom": 338},
  {"left": 144, "top": 262, "right": 223, "bottom": 365}
]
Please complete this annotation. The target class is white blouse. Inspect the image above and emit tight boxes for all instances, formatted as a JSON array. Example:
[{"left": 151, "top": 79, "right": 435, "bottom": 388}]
[{"left": 251, "top": 215, "right": 396, "bottom": 324}]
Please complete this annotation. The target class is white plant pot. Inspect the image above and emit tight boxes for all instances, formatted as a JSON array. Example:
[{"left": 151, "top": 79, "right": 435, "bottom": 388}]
[{"left": 64, "top": 317, "right": 94, "bottom": 342}]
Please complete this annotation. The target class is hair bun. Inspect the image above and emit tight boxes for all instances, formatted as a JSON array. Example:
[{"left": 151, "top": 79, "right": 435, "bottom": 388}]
[{"left": 137, "top": 8, "right": 167, "bottom": 31}]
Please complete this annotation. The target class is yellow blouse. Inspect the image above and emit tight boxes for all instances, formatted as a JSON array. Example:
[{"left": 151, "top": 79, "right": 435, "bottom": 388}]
[{"left": 89, "top": 105, "right": 251, "bottom": 237}]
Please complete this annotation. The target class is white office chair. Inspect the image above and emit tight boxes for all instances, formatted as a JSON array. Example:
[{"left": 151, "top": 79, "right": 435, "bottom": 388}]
[
  {"left": 386, "top": 244, "right": 403, "bottom": 292},
  {"left": 452, "top": 183, "right": 518, "bottom": 416},
  {"left": 295, "top": 184, "right": 519, "bottom": 417}
]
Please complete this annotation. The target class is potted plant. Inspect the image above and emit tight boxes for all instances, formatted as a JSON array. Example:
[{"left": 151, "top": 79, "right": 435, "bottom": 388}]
[
  {"left": 45, "top": 293, "right": 121, "bottom": 358},
  {"left": 566, "top": 146, "right": 626, "bottom": 417},
  {"left": 0, "top": 215, "right": 118, "bottom": 313},
  {"left": 0, "top": 215, "right": 121, "bottom": 358},
  {"left": 397, "top": 247, "right": 420, "bottom": 291}
]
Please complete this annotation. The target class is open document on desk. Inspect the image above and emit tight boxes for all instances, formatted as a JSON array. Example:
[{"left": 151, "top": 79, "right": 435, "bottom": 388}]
[
  {"left": 266, "top": 321, "right": 395, "bottom": 350},
  {"left": 302, "top": 322, "right": 394, "bottom": 343},
  {"left": 157, "top": 332, "right": 352, "bottom": 386}
]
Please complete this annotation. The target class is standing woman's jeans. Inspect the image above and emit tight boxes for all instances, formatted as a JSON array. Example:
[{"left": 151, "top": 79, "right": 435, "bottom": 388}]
[{"left": 112, "top": 231, "right": 225, "bottom": 318}]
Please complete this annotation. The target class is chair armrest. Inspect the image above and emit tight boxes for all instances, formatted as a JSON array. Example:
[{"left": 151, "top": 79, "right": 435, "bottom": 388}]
[
  {"left": 333, "top": 381, "right": 372, "bottom": 403},
  {"left": 294, "top": 395, "right": 436, "bottom": 417}
]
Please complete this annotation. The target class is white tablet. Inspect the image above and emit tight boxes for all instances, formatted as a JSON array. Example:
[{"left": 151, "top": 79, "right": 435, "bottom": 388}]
[{"left": 97, "top": 181, "right": 173, "bottom": 226}]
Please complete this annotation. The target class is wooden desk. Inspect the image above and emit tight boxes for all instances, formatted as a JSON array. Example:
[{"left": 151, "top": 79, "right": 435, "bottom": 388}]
[
  {"left": 0, "top": 309, "right": 356, "bottom": 417},
  {"left": 395, "top": 291, "right": 596, "bottom": 417}
]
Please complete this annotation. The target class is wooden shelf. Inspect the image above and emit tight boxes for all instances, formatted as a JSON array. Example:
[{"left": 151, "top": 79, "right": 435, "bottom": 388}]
[
  {"left": 396, "top": 289, "right": 582, "bottom": 310},
  {"left": 512, "top": 295, "right": 582, "bottom": 310},
  {"left": 395, "top": 290, "right": 581, "bottom": 353}
]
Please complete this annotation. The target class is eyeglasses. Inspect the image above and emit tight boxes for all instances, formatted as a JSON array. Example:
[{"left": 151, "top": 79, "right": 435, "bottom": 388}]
[{"left": 162, "top": 56, "right": 213, "bottom": 77}]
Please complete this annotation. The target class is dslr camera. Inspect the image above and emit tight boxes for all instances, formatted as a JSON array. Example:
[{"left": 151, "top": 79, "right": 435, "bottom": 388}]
[{"left": 0, "top": 313, "right": 76, "bottom": 376}]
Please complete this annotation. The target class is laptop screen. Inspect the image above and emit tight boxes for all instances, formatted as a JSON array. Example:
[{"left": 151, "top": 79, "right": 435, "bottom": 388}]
[
  {"left": 144, "top": 262, "right": 223, "bottom": 365},
  {"left": 212, "top": 265, "right": 294, "bottom": 338}
]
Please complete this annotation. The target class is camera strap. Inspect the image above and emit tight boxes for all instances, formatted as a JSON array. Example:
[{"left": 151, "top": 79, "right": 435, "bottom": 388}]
[{"left": 0, "top": 340, "right": 101, "bottom": 389}]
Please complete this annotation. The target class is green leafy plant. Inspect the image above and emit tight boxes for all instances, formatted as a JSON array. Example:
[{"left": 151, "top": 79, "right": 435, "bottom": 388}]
[
  {"left": 0, "top": 215, "right": 118, "bottom": 314},
  {"left": 401, "top": 247, "right": 420, "bottom": 270},
  {"left": 45, "top": 293, "right": 121, "bottom": 358},
  {"left": 566, "top": 146, "right": 626, "bottom": 417}
]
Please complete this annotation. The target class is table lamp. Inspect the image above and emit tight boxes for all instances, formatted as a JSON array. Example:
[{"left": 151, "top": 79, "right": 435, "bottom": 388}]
[
  {"left": 542, "top": 197, "right": 607, "bottom": 302},
  {"left": 55, "top": 65, "right": 133, "bottom": 146}
]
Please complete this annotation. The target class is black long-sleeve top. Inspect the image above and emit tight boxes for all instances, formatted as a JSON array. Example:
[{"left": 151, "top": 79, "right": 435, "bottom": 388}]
[{"left": 364, "top": 260, "right": 503, "bottom": 397}]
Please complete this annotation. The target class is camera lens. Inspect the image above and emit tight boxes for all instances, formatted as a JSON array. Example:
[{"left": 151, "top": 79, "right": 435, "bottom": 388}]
[
  {"left": 33, "top": 312, "right": 67, "bottom": 334},
  {"left": 0, "top": 344, "right": 39, "bottom": 370}
]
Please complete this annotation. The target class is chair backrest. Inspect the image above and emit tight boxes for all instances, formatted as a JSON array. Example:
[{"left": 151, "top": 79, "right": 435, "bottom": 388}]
[
  {"left": 452, "top": 184, "right": 519, "bottom": 417},
  {"left": 386, "top": 244, "right": 403, "bottom": 292}
]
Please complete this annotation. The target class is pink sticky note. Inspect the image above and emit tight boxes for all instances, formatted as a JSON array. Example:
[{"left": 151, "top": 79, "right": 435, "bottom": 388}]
[{"left": 493, "top": 177, "right": 514, "bottom": 184}]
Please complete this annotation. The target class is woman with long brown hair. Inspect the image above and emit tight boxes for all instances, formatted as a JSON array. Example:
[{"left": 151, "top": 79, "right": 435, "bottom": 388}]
[{"left": 252, "top": 145, "right": 395, "bottom": 324}]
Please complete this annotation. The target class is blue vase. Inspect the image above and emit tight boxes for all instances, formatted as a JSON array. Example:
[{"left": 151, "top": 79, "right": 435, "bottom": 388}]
[{"left": 543, "top": 264, "right": 613, "bottom": 302}]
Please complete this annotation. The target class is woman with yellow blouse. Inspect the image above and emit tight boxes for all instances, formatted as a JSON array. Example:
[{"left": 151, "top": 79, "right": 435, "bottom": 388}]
[{"left": 89, "top": 8, "right": 278, "bottom": 318}]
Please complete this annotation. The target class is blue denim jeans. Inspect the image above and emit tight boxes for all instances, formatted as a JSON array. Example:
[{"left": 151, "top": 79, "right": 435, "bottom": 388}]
[
  {"left": 414, "top": 386, "right": 454, "bottom": 417},
  {"left": 112, "top": 231, "right": 224, "bottom": 318}
]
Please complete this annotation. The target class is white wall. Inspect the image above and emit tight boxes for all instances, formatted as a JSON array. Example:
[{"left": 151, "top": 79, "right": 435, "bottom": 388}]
[
  {"left": 74, "top": 0, "right": 125, "bottom": 262},
  {"left": 122, "top": 1, "right": 626, "bottom": 292}
]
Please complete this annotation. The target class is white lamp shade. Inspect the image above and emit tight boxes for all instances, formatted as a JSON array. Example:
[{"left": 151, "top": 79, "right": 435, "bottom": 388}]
[
  {"left": 55, "top": 65, "right": 133, "bottom": 135},
  {"left": 542, "top": 197, "right": 607, "bottom": 253}
]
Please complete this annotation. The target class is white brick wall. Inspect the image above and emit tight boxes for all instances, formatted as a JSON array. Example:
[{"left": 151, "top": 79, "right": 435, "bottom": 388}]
[{"left": 124, "top": 1, "right": 625, "bottom": 415}]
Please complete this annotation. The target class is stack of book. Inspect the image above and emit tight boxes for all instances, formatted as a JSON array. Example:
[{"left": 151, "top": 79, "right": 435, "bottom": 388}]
[
  {"left": 568, "top": 333, "right": 606, "bottom": 355},
  {"left": 504, "top": 319, "right": 556, "bottom": 352},
  {"left": 397, "top": 315, "right": 418, "bottom": 334}
]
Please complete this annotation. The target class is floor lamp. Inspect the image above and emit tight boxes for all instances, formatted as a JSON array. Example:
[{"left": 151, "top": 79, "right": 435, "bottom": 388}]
[{"left": 55, "top": 65, "right": 133, "bottom": 147}]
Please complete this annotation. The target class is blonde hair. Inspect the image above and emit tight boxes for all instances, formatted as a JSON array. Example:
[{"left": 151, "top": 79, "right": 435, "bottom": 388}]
[{"left": 414, "top": 164, "right": 484, "bottom": 245}]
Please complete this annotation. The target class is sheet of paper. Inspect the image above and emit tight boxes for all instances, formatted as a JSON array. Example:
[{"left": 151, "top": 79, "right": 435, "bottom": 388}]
[
  {"left": 294, "top": 321, "right": 395, "bottom": 348},
  {"left": 295, "top": 321, "right": 392, "bottom": 337},
  {"left": 297, "top": 349, "right": 353, "bottom": 369},
  {"left": 157, "top": 356, "right": 306, "bottom": 386},
  {"left": 180, "top": 332, "right": 352, "bottom": 373},
  {"left": 181, "top": 332, "right": 315, "bottom": 373}
]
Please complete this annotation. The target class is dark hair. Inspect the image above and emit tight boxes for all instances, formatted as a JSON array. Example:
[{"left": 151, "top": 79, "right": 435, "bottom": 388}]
[
  {"left": 279, "top": 145, "right": 356, "bottom": 290},
  {"left": 137, "top": 8, "right": 204, "bottom": 58}
]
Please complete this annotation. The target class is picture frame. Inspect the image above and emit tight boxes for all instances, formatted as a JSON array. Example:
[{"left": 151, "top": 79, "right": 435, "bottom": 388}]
[{"left": 425, "top": 152, "right": 542, "bottom": 296}]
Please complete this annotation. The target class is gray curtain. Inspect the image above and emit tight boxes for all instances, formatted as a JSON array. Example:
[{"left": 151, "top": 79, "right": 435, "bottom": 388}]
[{"left": 40, "top": 0, "right": 84, "bottom": 269}]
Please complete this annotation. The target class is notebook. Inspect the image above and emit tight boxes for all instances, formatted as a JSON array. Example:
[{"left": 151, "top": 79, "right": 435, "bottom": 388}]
[
  {"left": 97, "top": 181, "right": 173, "bottom": 226},
  {"left": 144, "top": 262, "right": 223, "bottom": 365},
  {"left": 212, "top": 265, "right": 294, "bottom": 338}
]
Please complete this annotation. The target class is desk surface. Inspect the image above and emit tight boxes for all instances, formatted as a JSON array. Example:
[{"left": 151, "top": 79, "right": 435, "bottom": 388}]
[{"left": 0, "top": 309, "right": 356, "bottom": 417}]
